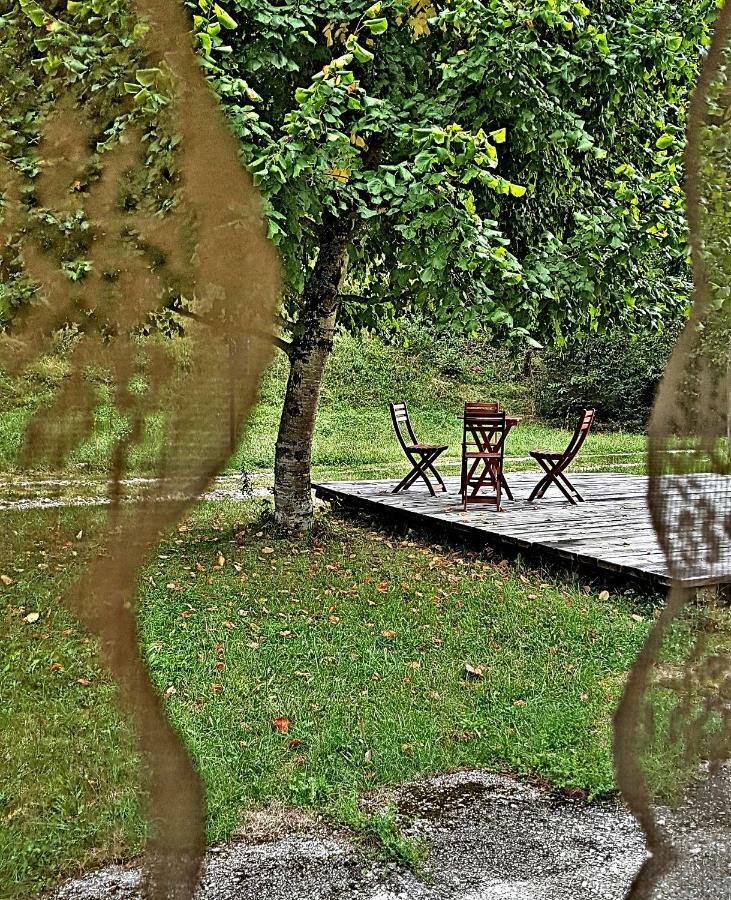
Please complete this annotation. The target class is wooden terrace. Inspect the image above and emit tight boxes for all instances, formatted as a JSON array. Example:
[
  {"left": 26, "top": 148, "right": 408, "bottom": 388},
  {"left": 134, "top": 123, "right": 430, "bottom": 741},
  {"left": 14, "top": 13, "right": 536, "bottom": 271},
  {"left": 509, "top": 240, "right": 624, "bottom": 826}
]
[{"left": 314, "top": 472, "right": 731, "bottom": 589}]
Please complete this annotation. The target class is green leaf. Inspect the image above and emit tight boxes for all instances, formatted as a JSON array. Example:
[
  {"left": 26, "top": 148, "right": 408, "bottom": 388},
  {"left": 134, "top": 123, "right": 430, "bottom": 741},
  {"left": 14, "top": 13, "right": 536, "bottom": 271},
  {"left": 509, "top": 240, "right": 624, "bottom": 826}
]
[
  {"left": 346, "top": 35, "right": 375, "bottom": 63},
  {"left": 295, "top": 87, "right": 310, "bottom": 104},
  {"left": 666, "top": 35, "right": 682, "bottom": 51},
  {"left": 490, "top": 127, "right": 506, "bottom": 144},
  {"left": 655, "top": 133, "right": 674, "bottom": 150},
  {"left": 364, "top": 17, "right": 388, "bottom": 35},
  {"left": 136, "top": 68, "right": 161, "bottom": 87},
  {"left": 214, "top": 3, "right": 238, "bottom": 29},
  {"left": 509, "top": 183, "right": 527, "bottom": 197},
  {"left": 20, "top": 0, "right": 46, "bottom": 26}
]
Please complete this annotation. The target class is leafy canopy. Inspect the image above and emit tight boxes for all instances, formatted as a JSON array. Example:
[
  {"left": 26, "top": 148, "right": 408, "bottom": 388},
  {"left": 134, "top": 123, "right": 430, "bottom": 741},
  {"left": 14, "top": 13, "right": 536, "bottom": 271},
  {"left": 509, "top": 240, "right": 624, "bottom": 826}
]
[
  {"left": 193, "top": 0, "right": 715, "bottom": 343},
  {"left": 0, "top": 0, "right": 717, "bottom": 346}
]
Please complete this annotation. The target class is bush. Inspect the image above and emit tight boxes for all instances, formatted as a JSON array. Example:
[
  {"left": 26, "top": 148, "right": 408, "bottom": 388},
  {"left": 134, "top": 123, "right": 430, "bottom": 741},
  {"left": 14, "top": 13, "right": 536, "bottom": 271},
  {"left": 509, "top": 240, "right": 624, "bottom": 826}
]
[{"left": 533, "top": 330, "right": 681, "bottom": 431}]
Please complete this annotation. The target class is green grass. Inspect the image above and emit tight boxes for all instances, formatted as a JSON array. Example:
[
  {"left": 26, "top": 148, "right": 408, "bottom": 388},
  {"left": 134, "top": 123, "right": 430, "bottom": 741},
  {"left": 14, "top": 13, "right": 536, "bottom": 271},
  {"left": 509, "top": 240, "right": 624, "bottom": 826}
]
[
  {"left": 0, "top": 333, "right": 648, "bottom": 478},
  {"left": 0, "top": 498, "right": 696, "bottom": 897}
]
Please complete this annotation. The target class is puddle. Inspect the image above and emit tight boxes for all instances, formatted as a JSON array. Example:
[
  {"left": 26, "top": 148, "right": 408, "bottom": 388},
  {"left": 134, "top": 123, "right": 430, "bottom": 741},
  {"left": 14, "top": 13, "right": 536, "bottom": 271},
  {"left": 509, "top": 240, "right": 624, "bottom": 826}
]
[{"left": 396, "top": 778, "right": 499, "bottom": 823}]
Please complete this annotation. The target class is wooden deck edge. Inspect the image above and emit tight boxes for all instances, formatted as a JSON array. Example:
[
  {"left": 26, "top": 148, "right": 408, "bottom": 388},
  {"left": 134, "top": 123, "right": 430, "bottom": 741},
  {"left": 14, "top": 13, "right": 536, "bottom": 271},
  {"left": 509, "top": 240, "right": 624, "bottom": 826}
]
[{"left": 314, "top": 482, "right": 672, "bottom": 588}]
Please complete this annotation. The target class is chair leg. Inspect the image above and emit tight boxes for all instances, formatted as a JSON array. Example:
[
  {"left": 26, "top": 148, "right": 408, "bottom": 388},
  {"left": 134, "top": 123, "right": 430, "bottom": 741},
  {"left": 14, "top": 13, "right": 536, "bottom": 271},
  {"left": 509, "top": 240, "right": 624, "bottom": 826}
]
[
  {"left": 557, "top": 470, "right": 584, "bottom": 501},
  {"left": 500, "top": 472, "right": 514, "bottom": 501},
  {"left": 547, "top": 470, "right": 577, "bottom": 504},
  {"left": 393, "top": 459, "right": 419, "bottom": 493},
  {"left": 528, "top": 458, "right": 554, "bottom": 501},
  {"left": 424, "top": 454, "right": 447, "bottom": 492},
  {"left": 528, "top": 475, "right": 548, "bottom": 501},
  {"left": 394, "top": 451, "right": 426, "bottom": 493}
]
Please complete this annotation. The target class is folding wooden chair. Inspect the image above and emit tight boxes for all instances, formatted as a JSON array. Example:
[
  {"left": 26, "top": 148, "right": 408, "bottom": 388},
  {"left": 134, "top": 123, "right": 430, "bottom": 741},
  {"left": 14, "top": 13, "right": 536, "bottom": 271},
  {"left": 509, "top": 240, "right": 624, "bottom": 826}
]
[
  {"left": 527, "top": 408, "right": 595, "bottom": 504},
  {"left": 461, "top": 401, "right": 515, "bottom": 501},
  {"left": 461, "top": 406, "right": 507, "bottom": 511},
  {"left": 389, "top": 402, "right": 448, "bottom": 496}
]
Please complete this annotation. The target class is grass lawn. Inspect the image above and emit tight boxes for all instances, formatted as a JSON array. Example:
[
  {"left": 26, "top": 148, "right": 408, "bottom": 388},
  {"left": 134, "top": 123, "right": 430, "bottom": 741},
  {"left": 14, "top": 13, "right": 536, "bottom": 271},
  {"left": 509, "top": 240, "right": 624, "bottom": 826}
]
[
  {"left": 3, "top": 497, "right": 721, "bottom": 897},
  {"left": 0, "top": 334, "right": 648, "bottom": 480}
]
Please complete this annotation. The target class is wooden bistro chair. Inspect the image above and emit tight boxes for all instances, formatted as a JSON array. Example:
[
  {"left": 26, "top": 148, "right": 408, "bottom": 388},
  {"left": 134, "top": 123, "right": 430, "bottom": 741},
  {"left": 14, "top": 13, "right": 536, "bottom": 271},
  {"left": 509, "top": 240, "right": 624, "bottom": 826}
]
[
  {"left": 461, "top": 404, "right": 507, "bottom": 512},
  {"left": 527, "top": 408, "right": 596, "bottom": 504},
  {"left": 389, "top": 402, "right": 448, "bottom": 496}
]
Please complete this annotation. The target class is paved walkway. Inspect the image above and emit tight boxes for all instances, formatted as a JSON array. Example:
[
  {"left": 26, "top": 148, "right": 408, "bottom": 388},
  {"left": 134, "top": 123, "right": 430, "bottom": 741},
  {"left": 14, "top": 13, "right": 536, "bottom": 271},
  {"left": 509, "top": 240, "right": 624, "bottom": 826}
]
[{"left": 50, "top": 767, "right": 731, "bottom": 900}]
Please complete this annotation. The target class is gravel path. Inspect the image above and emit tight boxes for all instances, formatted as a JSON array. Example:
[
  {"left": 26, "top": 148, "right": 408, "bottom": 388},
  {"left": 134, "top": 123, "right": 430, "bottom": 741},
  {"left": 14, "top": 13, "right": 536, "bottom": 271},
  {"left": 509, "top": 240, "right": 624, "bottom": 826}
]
[{"left": 47, "top": 766, "right": 731, "bottom": 900}]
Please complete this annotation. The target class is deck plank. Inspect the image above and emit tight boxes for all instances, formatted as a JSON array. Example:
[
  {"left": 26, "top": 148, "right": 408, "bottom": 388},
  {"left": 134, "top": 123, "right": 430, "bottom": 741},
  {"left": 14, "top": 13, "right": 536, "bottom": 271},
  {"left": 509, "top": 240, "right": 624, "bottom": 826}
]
[{"left": 313, "top": 474, "right": 731, "bottom": 588}]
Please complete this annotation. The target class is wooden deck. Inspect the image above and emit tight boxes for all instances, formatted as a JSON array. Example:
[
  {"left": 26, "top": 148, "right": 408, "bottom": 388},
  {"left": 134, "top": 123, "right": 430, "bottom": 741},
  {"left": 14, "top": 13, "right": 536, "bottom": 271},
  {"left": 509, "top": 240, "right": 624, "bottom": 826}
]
[{"left": 313, "top": 473, "right": 731, "bottom": 588}]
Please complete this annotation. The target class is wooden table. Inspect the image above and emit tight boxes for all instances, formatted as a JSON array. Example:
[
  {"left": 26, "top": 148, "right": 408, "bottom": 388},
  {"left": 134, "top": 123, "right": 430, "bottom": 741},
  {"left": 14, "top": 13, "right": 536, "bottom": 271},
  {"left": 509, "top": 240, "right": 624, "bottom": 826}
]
[{"left": 460, "top": 412, "right": 521, "bottom": 501}]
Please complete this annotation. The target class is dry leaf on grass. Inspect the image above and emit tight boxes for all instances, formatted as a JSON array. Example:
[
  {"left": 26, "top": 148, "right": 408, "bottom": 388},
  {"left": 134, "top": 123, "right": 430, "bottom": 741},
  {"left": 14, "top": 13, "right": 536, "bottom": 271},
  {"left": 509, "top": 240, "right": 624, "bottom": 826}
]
[
  {"left": 272, "top": 716, "right": 291, "bottom": 734},
  {"left": 464, "top": 663, "right": 484, "bottom": 679}
]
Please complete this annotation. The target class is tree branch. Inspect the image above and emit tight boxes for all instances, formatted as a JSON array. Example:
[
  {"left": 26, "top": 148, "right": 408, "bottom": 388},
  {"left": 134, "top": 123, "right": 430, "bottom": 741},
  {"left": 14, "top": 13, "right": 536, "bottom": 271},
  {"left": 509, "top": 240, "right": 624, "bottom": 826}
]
[{"left": 272, "top": 334, "right": 292, "bottom": 356}]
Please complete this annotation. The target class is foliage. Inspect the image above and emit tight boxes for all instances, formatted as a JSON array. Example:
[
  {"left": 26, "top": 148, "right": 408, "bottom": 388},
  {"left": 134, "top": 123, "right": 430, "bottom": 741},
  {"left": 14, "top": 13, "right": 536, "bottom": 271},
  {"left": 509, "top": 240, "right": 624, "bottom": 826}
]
[
  {"left": 533, "top": 328, "right": 681, "bottom": 429},
  {"left": 192, "top": 0, "right": 716, "bottom": 343}
]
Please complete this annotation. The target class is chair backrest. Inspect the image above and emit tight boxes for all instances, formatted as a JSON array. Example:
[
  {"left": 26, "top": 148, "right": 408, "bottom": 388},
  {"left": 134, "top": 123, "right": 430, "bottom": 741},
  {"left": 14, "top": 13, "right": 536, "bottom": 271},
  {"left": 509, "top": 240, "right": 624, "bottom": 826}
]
[
  {"left": 464, "top": 401, "right": 500, "bottom": 415},
  {"left": 463, "top": 406, "right": 507, "bottom": 456},
  {"left": 561, "top": 408, "right": 595, "bottom": 465},
  {"left": 390, "top": 402, "right": 418, "bottom": 449}
]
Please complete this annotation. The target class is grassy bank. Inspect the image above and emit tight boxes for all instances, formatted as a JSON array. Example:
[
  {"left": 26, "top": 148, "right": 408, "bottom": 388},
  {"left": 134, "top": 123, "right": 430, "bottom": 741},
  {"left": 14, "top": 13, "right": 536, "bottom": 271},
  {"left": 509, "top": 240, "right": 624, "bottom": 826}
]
[
  {"left": 1, "top": 499, "right": 721, "bottom": 896},
  {"left": 0, "top": 333, "right": 647, "bottom": 479}
]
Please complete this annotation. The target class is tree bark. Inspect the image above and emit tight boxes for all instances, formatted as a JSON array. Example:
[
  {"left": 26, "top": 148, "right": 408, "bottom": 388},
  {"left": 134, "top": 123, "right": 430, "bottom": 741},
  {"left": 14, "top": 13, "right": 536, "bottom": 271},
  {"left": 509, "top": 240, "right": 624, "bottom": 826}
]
[{"left": 273, "top": 212, "right": 353, "bottom": 530}]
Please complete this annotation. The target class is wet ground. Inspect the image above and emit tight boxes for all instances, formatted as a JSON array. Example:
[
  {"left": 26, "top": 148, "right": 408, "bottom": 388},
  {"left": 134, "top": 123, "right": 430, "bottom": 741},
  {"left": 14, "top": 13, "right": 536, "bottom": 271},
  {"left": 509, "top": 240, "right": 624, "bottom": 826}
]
[
  {"left": 0, "top": 474, "right": 267, "bottom": 511},
  {"left": 48, "top": 767, "right": 731, "bottom": 900}
]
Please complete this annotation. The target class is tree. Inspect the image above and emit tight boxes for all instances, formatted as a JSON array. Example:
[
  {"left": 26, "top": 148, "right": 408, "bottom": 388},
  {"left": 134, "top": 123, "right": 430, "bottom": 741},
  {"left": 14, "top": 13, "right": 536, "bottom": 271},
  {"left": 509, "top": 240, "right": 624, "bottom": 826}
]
[
  {"left": 192, "top": 0, "right": 713, "bottom": 529},
  {"left": 0, "top": 0, "right": 716, "bottom": 531}
]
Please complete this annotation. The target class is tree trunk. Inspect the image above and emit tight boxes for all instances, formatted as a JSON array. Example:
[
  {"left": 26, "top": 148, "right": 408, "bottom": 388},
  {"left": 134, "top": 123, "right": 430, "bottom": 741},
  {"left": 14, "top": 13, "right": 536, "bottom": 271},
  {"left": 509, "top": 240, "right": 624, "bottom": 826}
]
[{"left": 273, "top": 213, "right": 353, "bottom": 530}]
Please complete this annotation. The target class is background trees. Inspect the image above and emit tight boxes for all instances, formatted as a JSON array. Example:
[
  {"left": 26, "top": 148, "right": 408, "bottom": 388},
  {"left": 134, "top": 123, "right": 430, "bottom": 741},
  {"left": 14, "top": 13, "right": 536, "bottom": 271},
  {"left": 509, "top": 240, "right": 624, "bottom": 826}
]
[
  {"left": 196, "top": 0, "right": 714, "bottom": 527},
  {"left": 0, "top": 0, "right": 719, "bottom": 529}
]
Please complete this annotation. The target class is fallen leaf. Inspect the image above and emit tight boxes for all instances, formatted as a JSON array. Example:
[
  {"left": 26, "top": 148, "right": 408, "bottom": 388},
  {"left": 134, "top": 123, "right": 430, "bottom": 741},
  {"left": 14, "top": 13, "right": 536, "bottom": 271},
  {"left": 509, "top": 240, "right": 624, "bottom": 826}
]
[
  {"left": 211, "top": 683, "right": 223, "bottom": 693},
  {"left": 287, "top": 738, "right": 302, "bottom": 748},
  {"left": 377, "top": 581, "right": 389, "bottom": 593},
  {"left": 223, "top": 621, "right": 236, "bottom": 629},
  {"left": 464, "top": 663, "right": 484, "bottom": 679},
  {"left": 1, "top": 574, "right": 13, "bottom": 586},
  {"left": 407, "top": 660, "right": 421, "bottom": 669},
  {"left": 215, "top": 553, "right": 226, "bottom": 568},
  {"left": 631, "top": 613, "right": 644, "bottom": 622},
  {"left": 23, "top": 612, "right": 40, "bottom": 624},
  {"left": 513, "top": 699, "right": 527, "bottom": 707},
  {"left": 77, "top": 677, "right": 91, "bottom": 687},
  {"left": 272, "top": 716, "right": 291, "bottom": 734},
  {"left": 50, "top": 662, "right": 63, "bottom": 672},
  {"left": 262, "top": 547, "right": 275, "bottom": 555},
  {"left": 381, "top": 629, "right": 396, "bottom": 639},
  {"left": 401, "top": 743, "right": 413, "bottom": 757},
  {"left": 328, "top": 615, "right": 340, "bottom": 624},
  {"left": 598, "top": 590, "right": 610, "bottom": 601},
  {"left": 165, "top": 685, "right": 177, "bottom": 697}
]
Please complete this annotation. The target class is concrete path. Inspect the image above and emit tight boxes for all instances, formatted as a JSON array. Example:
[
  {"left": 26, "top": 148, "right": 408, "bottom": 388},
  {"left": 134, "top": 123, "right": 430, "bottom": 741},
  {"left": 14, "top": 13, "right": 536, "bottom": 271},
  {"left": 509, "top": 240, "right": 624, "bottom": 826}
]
[{"left": 48, "top": 767, "right": 731, "bottom": 900}]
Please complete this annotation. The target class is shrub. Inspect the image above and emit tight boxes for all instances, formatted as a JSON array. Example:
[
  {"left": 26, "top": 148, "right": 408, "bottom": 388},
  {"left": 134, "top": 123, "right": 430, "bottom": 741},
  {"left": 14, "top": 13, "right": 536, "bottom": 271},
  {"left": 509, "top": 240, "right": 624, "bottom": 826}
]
[{"left": 533, "top": 330, "right": 681, "bottom": 431}]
